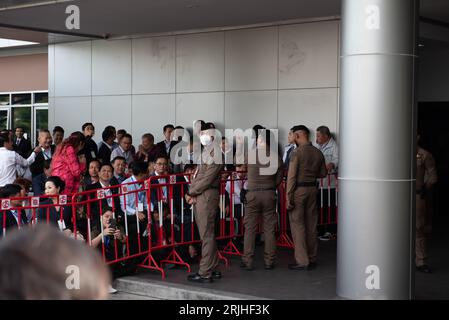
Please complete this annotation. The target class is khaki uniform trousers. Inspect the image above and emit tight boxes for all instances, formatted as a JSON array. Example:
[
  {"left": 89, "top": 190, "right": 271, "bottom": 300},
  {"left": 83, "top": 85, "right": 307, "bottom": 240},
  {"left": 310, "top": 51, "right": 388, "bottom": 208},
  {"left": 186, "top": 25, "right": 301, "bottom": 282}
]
[
  {"left": 289, "top": 186, "right": 319, "bottom": 266},
  {"left": 194, "top": 188, "right": 220, "bottom": 277},
  {"left": 416, "top": 194, "right": 427, "bottom": 267},
  {"left": 243, "top": 190, "right": 277, "bottom": 267}
]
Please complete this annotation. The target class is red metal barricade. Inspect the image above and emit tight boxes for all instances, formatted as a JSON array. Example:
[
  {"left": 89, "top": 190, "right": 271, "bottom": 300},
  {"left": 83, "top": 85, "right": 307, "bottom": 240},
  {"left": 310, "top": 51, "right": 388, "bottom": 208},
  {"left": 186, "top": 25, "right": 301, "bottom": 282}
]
[{"left": 0, "top": 171, "right": 338, "bottom": 280}]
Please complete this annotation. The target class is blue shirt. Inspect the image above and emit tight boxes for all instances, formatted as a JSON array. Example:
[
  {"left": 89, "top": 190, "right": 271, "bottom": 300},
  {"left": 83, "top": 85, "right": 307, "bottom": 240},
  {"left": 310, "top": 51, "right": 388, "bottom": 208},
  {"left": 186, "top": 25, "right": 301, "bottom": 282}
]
[{"left": 120, "top": 176, "right": 149, "bottom": 216}]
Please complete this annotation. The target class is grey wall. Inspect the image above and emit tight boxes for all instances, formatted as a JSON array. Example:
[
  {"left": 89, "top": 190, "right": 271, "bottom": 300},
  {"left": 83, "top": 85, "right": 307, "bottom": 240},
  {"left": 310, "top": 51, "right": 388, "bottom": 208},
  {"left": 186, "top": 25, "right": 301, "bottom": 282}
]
[
  {"left": 418, "top": 39, "right": 449, "bottom": 102},
  {"left": 49, "top": 19, "right": 340, "bottom": 144}
]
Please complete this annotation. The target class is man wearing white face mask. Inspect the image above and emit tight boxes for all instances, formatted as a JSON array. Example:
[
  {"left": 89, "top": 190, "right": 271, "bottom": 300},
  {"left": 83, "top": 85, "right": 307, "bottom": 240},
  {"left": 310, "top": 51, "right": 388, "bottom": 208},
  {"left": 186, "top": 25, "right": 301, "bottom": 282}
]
[{"left": 185, "top": 122, "right": 223, "bottom": 283}]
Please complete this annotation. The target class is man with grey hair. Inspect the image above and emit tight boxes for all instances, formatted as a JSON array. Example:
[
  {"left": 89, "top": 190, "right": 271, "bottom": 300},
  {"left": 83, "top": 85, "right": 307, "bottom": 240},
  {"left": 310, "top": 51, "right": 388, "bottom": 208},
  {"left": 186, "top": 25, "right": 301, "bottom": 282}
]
[{"left": 314, "top": 125, "right": 339, "bottom": 240}]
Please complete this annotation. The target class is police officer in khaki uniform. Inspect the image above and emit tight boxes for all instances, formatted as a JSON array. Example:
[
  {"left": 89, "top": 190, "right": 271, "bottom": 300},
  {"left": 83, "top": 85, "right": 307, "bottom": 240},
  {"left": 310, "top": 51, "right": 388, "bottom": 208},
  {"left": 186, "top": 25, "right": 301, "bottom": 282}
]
[
  {"left": 416, "top": 144, "right": 437, "bottom": 273},
  {"left": 241, "top": 128, "right": 283, "bottom": 270},
  {"left": 286, "top": 125, "right": 327, "bottom": 270},
  {"left": 185, "top": 122, "right": 223, "bottom": 283}
]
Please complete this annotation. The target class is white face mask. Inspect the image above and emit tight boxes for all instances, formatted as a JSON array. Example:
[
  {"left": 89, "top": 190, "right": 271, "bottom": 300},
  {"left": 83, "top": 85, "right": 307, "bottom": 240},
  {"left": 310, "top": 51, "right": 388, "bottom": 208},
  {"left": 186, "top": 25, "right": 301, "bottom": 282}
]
[{"left": 200, "top": 134, "right": 212, "bottom": 146}]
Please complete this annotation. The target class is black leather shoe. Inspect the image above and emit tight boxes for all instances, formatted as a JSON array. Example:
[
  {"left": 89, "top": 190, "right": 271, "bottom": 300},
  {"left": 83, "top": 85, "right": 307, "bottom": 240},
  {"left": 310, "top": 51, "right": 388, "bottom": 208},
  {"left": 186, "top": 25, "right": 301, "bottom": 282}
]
[
  {"left": 288, "top": 263, "right": 307, "bottom": 270},
  {"left": 416, "top": 265, "right": 432, "bottom": 274},
  {"left": 240, "top": 261, "right": 254, "bottom": 271},
  {"left": 212, "top": 271, "right": 222, "bottom": 279},
  {"left": 187, "top": 273, "right": 213, "bottom": 283},
  {"left": 264, "top": 264, "right": 274, "bottom": 270}
]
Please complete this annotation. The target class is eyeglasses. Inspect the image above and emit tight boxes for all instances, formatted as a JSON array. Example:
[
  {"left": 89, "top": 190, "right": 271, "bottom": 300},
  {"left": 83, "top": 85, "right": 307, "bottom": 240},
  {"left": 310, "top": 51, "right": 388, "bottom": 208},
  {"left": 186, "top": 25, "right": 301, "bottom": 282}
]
[{"left": 156, "top": 162, "right": 168, "bottom": 166}]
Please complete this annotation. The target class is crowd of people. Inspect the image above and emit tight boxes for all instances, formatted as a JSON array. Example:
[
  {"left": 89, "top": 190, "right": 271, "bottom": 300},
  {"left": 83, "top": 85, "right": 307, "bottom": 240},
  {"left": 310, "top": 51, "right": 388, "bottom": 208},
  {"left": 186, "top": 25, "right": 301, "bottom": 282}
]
[{"left": 0, "top": 120, "right": 434, "bottom": 293}]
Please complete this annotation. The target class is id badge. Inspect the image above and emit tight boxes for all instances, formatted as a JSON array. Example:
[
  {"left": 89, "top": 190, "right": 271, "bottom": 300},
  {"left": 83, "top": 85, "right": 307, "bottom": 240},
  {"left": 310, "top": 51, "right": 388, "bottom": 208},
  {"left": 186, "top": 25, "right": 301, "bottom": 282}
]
[
  {"left": 57, "top": 220, "right": 67, "bottom": 232},
  {"left": 138, "top": 202, "right": 144, "bottom": 212},
  {"left": 91, "top": 151, "right": 96, "bottom": 159}
]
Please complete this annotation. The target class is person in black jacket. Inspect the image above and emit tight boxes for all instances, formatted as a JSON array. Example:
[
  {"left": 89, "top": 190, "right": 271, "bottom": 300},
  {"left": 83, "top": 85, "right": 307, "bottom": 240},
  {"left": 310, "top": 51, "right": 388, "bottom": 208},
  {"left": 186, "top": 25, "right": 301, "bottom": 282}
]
[
  {"left": 85, "top": 163, "right": 124, "bottom": 228},
  {"left": 80, "top": 123, "right": 98, "bottom": 165},
  {"left": 32, "top": 159, "right": 52, "bottom": 196},
  {"left": 97, "top": 126, "right": 117, "bottom": 165},
  {"left": 156, "top": 124, "right": 175, "bottom": 156},
  {"left": 30, "top": 129, "right": 55, "bottom": 178},
  {"left": 0, "top": 184, "right": 28, "bottom": 238},
  {"left": 13, "top": 127, "right": 32, "bottom": 158}
]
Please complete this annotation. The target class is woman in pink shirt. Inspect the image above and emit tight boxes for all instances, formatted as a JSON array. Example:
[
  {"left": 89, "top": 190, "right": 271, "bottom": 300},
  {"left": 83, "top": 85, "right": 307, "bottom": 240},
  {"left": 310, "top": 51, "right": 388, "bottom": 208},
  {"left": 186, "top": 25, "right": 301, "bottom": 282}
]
[{"left": 51, "top": 131, "right": 86, "bottom": 195}]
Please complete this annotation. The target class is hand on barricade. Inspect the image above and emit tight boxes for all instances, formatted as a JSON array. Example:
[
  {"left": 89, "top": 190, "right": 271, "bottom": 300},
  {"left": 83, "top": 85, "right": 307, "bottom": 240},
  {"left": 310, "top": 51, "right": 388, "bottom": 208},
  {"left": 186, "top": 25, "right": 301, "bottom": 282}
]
[{"left": 138, "top": 212, "right": 146, "bottom": 222}]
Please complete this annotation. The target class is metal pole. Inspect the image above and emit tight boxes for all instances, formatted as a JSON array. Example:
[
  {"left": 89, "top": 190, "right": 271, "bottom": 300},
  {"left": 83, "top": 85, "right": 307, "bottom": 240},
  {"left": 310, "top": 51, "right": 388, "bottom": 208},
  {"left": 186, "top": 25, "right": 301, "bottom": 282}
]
[{"left": 337, "top": 0, "right": 418, "bottom": 299}]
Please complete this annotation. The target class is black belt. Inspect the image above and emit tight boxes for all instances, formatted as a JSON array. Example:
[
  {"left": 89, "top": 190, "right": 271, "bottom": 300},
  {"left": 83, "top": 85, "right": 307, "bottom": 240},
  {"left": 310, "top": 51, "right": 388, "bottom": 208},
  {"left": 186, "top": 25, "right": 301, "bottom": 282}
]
[
  {"left": 297, "top": 182, "right": 318, "bottom": 187},
  {"left": 247, "top": 187, "right": 276, "bottom": 192}
]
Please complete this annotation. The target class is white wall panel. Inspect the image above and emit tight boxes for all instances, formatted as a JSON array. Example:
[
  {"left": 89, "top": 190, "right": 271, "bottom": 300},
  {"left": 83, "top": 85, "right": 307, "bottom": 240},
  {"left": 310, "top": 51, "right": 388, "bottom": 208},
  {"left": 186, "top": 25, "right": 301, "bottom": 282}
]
[
  {"left": 54, "top": 96, "right": 91, "bottom": 135},
  {"left": 176, "top": 92, "right": 224, "bottom": 130},
  {"left": 225, "top": 27, "right": 278, "bottom": 91},
  {"left": 279, "top": 21, "right": 339, "bottom": 89},
  {"left": 132, "top": 37, "right": 175, "bottom": 94},
  {"left": 48, "top": 97, "right": 55, "bottom": 130},
  {"left": 225, "top": 91, "right": 277, "bottom": 130},
  {"left": 132, "top": 94, "right": 176, "bottom": 143},
  {"left": 92, "top": 96, "right": 132, "bottom": 142},
  {"left": 55, "top": 41, "right": 92, "bottom": 97},
  {"left": 278, "top": 88, "right": 338, "bottom": 143},
  {"left": 176, "top": 32, "right": 225, "bottom": 92},
  {"left": 92, "top": 40, "right": 131, "bottom": 95},
  {"left": 48, "top": 44, "right": 55, "bottom": 98}
]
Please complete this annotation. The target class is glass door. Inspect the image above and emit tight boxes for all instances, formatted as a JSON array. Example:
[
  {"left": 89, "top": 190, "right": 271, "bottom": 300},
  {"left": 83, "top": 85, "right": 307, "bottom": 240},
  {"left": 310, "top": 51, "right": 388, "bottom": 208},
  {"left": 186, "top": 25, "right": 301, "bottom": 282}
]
[
  {"left": 33, "top": 107, "right": 49, "bottom": 145},
  {"left": 0, "top": 107, "right": 10, "bottom": 130}
]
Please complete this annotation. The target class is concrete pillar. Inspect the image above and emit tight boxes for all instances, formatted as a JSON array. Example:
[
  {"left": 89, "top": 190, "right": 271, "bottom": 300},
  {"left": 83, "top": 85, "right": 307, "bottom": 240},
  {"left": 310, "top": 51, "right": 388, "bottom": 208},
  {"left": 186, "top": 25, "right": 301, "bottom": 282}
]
[{"left": 337, "top": 0, "right": 418, "bottom": 299}]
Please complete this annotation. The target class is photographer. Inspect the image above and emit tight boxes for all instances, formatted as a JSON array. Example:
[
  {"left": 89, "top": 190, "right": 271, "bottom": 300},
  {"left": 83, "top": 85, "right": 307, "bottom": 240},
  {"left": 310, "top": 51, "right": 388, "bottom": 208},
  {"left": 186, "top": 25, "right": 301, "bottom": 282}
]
[
  {"left": 91, "top": 207, "right": 131, "bottom": 290},
  {"left": 91, "top": 207, "right": 126, "bottom": 256}
]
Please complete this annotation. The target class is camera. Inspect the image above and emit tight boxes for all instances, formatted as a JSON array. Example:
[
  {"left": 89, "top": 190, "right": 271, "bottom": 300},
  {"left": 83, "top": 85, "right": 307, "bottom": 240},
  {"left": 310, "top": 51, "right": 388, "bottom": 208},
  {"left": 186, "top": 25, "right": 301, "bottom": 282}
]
[{"left": 107, "top": 218, "right": 117, "bottom": 238}]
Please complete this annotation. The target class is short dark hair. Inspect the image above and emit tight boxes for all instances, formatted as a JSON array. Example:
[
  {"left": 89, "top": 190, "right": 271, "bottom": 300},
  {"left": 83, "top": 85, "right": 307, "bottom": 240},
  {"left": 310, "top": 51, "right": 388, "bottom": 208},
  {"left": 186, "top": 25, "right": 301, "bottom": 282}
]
[
  {"left": 111, "top": 156, "right": 126, "bottom": 164},
  {"left": 45, "top": 176, "right": 65, "bottom": 193},
  {"left": 296, "top": 125, "right": 310, "bottom": 136},
  {"left": 183, "top": 164, "right": 196, "bottom": 172},
  {"left": 100, "top": 163, "right": 113, "bottom": 171},
  {"left": 89, "top": 159, "right": 101, "bottom": 168},
  {"left": 163, "top": 124, "right": 174, "bottom": 133},
  {"left": 0, "top": 184, "right": 22, "bottom": 198},
  {"left": 121, "top": 133, "right": 132, "bottom": 141},
  {"left": 131, "top": 162, "right": 148, "bottom": 176},
  {"left": 142, "top": 133, "right": 154, "bottom": 141},
  {"left": 0, "top": 132, "right": 11, "bottom": 147},
  {"left": 82, "top": 123, "right": 94, "bottom": 131},
  {"left": 102, "top": 126, "right": 116, "bottom": 142},
  {"left": 155, "top": 155, "right": 168, "bottom": 163},
  {"left": 15, "top": 127, "right": 24, "bottom": 132},
  {"left": 38, "top": 129, "right": 50, "bottom": 135},
  {"left": 117, "top": 129, "right": 126, "bottom": 135},
  {"left": 316, "top": 126, "right": 331, "bottom": 138},
  {"left": 0, "top": 224, "right": 110, "bottom": 299},
  {"left": 101, "top": 206, "right": 113, "bottom": 215},
  {"left": 52, "top": 126, "right": 64, "bottom": 135},
  {"left": 13, "top": 178, "right": 31, "bottom": 192}
]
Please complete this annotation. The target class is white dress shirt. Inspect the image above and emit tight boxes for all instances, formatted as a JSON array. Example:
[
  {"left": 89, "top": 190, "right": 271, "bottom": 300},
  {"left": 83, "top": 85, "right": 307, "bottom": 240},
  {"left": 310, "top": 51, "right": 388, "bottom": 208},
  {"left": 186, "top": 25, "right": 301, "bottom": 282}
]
[
  {"left": 314, "top": 137, "right": 339, "bottom": 188},
  {"left": 0, "top": 147, "right": 36, "bottom": 187}
]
